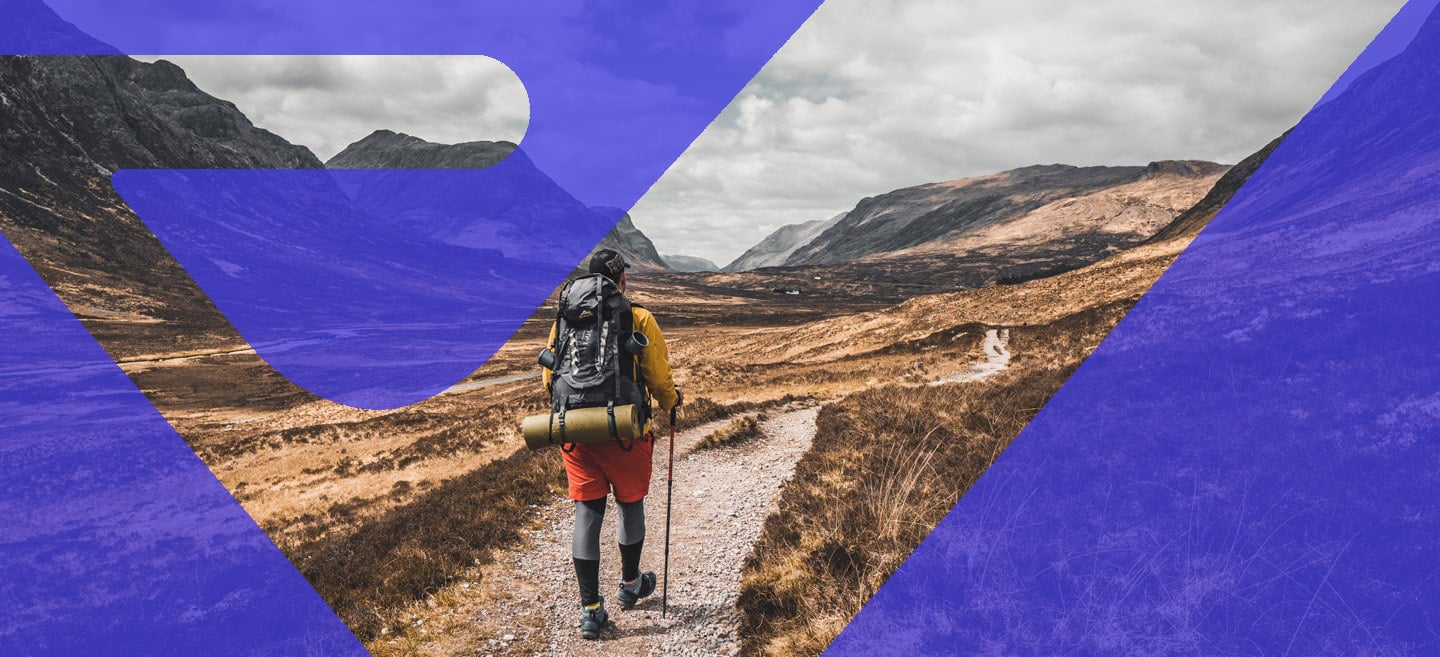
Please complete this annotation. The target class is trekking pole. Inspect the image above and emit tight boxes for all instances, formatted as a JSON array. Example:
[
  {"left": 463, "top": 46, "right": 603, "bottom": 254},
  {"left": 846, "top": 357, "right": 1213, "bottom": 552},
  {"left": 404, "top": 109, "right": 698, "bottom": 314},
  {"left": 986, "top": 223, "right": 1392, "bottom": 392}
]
[{"left": 662, "top": 405, "right": 676, "bottom": 619}]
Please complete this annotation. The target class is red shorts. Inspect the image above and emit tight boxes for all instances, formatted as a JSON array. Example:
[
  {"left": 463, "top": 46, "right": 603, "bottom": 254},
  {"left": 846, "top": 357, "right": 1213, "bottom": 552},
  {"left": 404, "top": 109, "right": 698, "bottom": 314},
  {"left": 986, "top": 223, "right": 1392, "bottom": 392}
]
[{"left": 561, "top": 432, "right": 655, "bottom": 502}]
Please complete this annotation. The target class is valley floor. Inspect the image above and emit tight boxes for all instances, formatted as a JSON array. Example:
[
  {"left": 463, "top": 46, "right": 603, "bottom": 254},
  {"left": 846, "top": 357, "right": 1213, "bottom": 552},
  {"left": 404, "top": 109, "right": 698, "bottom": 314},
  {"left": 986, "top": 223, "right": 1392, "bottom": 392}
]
[{"left": 112, "top": 234, "right": 1192, "bottom": 656}]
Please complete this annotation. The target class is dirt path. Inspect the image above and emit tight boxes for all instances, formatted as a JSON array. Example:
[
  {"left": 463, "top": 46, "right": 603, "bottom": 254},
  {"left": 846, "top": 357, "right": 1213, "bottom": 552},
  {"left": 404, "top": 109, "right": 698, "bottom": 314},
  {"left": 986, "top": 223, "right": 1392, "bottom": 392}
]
[
  {"left": 372, "top": 334, "right": 1017, "bottom": 656},
  {"left": 444, "top": 371, "right": 542, "bottom": 395},
  {"left": 931, "top": 327, "right": 1010, "bottom": 385},
  {"left": 464, "top": 404, "right": 819, "bottom": 657}
]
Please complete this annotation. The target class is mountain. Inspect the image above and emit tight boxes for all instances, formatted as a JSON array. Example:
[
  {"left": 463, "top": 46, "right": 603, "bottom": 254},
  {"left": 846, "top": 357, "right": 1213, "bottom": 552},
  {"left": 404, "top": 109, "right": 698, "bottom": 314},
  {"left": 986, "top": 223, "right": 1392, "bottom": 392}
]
[
  {"left": 724, "top": 212, "right": 844, "bottom": 272},
  {"left": 0, "top": 53, "right": 326, "bottom": 357},
  {"left": 590, "top": 210, "right": 669, "bottom": 273},
  {"left": 786, "top": 161, "right": 1228, "bottom": 267},
  {"left": 327, "top": 131, "right": 669, "bottom": 272},
  {"left": 0, "top": 46, "right": 1267, "bottom": 361},
  {"left": 327, "top": 129, "right": 513, "bottom": 169},
  {"left": 694, "top": 161, "right": 1231, "bottom": 301},
  {"left": 1, "top": 56, "right": 320, "bottom": 173},
  {"left": 663, "top": 254, "right": 720, "bottom": 272}
]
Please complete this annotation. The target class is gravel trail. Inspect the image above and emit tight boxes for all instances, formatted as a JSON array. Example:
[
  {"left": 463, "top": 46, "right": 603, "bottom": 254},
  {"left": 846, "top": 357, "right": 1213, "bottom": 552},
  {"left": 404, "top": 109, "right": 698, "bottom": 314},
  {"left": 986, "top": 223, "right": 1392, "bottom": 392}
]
[
  {"left": 477, "top": 404, "right": 820, "bottom": 656},
  {"left": 931, "top": 327, "right": 1011, "bottom": 385}
]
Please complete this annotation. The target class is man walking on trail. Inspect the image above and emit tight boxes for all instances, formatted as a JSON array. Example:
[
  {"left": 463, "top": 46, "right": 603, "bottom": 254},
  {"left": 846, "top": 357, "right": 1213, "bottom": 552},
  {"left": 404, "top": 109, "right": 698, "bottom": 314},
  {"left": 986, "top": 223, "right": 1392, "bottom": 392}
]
[{"left": 541, "top": 248, "right": 681, "bottom": 640}]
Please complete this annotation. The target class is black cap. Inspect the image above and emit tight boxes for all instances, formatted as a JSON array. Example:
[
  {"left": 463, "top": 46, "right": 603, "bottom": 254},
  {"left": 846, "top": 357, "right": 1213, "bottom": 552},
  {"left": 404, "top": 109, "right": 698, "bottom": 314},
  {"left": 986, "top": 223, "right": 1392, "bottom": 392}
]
[{"left": 588, "top": 249, "right": 631, "bottom": 278}]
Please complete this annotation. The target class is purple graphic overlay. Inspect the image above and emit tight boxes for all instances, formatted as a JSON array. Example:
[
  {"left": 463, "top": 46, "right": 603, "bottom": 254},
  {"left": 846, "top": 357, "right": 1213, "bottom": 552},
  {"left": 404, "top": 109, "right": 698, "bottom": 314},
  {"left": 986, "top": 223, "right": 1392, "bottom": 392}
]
[
  {"left": 109, "top": 164, "right": 619, "bottom": 408},
  {"left": 0, "top": 235, "right": 369, "bottom": 656},
  {"left": 827, "top": 3, "right": 1440, "bottom": 656},
  {"left": 2, "top": 0, "right": 821, "bottom": 649},
  {"left": 9, "top": 0, "right": 824, "bottom": 408},
  {"left": 1317, "top": 0, "right": 1440, "bottom": 106}
]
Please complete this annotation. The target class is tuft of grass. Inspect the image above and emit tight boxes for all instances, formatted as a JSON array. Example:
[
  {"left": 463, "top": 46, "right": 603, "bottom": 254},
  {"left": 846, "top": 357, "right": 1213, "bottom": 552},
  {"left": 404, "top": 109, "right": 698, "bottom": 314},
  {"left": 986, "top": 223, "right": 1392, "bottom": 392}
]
[{"left": 697, "top": 413, "right": 768, "bottom": 450}]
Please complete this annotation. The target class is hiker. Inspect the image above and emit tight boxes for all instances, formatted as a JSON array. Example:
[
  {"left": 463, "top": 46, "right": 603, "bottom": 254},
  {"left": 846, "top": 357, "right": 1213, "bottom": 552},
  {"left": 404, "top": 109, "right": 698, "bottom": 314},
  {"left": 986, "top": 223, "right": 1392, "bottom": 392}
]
[{"left": 541, "top": 248, "right": 681, "bottom": 640}]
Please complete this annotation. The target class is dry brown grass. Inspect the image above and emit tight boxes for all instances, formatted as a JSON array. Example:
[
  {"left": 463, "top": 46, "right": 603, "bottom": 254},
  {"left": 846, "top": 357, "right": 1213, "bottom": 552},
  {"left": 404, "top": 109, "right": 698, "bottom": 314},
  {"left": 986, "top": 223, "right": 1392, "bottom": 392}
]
[
  {"left": 697, "top": 413, "right": 768, "bottom": 450},
  {"left": 96, "top": 230, "right": 1169, "bottom": 654},
  {"left": 735, "top": 301, "right": 1136, "bottom": 657},
  {"left": 677, "top": 395, "right": 804, "bottom": 428},
  {"left": 289, "top": 447, "right": 565, "bottom": 640}
]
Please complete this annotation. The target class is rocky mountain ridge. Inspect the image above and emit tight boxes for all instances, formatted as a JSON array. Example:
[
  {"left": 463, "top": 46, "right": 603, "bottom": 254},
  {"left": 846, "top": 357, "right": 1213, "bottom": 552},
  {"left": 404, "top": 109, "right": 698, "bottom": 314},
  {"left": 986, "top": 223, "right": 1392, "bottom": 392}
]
[{"left": 0, "top": 52, "right": 330, "bottom": 357}]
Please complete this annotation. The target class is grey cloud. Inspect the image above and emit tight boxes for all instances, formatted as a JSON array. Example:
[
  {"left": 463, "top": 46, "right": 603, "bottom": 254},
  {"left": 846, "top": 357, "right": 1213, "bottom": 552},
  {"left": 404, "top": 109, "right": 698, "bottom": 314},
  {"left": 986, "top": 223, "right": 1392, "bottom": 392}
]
[
  {"left": 629, "top": 0, "right": 1406, "bottom": 264},
  {"left": 141, "top": 55, "right": 529, "bottom": 160}
]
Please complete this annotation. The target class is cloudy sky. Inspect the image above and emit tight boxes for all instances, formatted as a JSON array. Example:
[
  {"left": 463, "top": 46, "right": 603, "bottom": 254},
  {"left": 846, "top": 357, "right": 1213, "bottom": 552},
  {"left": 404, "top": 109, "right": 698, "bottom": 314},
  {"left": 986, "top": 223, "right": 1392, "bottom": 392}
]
[
  {"left": 150, "top": 0, "right": 1405, "bottom": 266},
  {"left": 138, "top": 55, "right": 531, "bottom": 161}
]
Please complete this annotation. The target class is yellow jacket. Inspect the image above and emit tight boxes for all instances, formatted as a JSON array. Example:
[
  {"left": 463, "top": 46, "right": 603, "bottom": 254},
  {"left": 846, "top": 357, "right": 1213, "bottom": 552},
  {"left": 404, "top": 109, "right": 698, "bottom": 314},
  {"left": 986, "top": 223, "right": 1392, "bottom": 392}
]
[{"left": 542, "top": 305, "right": 679, "bottom": 412}]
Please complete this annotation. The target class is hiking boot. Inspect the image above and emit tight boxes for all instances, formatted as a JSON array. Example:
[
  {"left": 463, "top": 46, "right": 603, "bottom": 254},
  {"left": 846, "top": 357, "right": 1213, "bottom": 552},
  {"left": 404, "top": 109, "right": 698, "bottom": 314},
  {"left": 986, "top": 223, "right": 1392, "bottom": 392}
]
[
  {"left": 579, "top": 597, "right": 609, "bottom": 640},
  {"left": 616, "top": 572, "right": 656, "bottom": 609}
]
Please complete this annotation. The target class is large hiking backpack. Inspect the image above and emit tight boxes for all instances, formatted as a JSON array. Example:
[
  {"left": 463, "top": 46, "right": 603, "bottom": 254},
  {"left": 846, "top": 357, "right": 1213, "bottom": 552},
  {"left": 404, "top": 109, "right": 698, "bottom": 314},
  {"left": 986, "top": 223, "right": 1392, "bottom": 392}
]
[{"left": 548, "top": 274, "right": 648, "bottom": 444}]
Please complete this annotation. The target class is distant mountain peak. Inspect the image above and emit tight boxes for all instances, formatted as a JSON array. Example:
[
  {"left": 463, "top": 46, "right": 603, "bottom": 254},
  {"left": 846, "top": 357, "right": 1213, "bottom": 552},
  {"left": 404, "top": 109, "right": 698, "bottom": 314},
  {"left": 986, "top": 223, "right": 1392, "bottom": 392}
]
[
  {"left": 662, "top": 253, "right": 720, "bottom": 273},
  {"left": 327, "top": 131, "right": 518, "bottom": 169},
  {"left": 355, "top": 129, "right": 417, "bottom": 144},
  {"left": 589, "top": 211, "right": 670, "bottom": 272},
  {"left": 322, "top": 132, "right": 669, "bottom": 271},
  {"left": 724, "top": 212, "right": 845, "bottom": 272}
]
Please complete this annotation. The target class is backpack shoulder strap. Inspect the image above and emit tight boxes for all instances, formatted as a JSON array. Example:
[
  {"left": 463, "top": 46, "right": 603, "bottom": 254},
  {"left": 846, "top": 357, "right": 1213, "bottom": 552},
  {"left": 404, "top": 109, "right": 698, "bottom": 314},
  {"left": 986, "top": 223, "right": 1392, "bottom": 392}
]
[{"left": 549, "top": 287, "right": 571, "bottom": 397}]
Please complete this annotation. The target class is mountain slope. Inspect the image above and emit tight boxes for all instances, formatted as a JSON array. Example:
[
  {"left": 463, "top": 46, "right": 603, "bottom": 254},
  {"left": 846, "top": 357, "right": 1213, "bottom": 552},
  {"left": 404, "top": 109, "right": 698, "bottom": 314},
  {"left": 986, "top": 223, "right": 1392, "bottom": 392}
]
[
  {"left": 724, "top": 212, "right": 844, "bottom": 272},
  {"left": 327, "top": 130, "right": 513, "bottom": 169},
  {"left": 692, "top": 161, "right": 1227, "bottom": 301},
  {"left": 1146, "top": 136, "right": 1285, "bottom": 243},
  {"left": 787, "top": 161, "right": 1226, "bottom": 267},
  {"left": 0, "top": 53, "right": 325, "bottom": 357},
  {"left": 663, "top": 254, "right": 720, "bottom": 272},
  {"left": 880, "top": 160, "right": 1227, "bottom": 260},
  {"left": 589, "top": 209, "right": 669, "bottom": 272}
]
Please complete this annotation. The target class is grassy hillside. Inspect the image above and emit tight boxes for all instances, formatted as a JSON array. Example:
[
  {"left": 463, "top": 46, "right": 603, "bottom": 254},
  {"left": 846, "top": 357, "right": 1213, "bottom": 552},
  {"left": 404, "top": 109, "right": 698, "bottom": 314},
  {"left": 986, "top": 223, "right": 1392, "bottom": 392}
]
[{"left": 736, "top": 301, "right": 1137, "bottom": 656}]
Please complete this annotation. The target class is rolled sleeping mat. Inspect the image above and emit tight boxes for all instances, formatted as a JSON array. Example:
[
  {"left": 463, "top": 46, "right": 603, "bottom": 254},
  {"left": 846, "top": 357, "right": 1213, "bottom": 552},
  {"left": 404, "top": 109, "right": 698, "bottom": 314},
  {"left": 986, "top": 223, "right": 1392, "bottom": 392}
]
[{"left": 522, "top": 404, "right": 644, "bottom": 450}]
